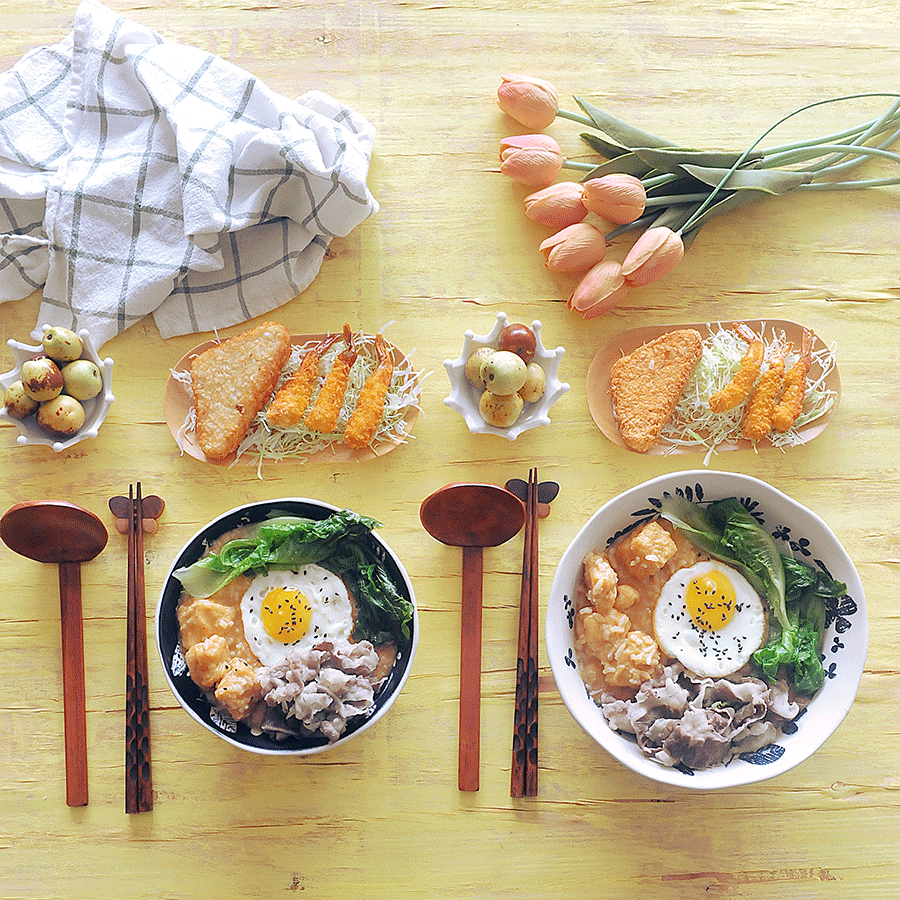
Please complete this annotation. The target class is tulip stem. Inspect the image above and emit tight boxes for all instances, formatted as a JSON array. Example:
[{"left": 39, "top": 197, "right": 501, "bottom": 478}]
[
  {"left": 677, "top": 92, "right": 900, "bottom": 236},
  {"left": 799, "top": 175, "right": 900, "bottom": 190},
  {"left": 557, "top": 108, "right": 598, "bottom": 128},
  {"left": 645, "top": 193, "right": 709, "bottom": 207},
  {"left": 562, "top": 159, "right": 599, "bottom": 172}
]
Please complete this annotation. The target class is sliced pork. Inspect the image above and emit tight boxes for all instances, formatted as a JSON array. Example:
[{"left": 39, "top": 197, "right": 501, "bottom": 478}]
[{"left": 599, "top": 663, "right": 800, "bottom": 770}]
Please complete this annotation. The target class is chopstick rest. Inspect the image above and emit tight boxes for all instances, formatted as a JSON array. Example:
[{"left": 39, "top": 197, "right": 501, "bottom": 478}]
[{"left": 109, "top": 486, "right": 164, "bottom": 813}]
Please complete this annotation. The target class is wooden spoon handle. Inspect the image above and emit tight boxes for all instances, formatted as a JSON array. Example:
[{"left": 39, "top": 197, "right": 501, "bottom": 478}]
[
  {"left": 58, "top": 561, "right": 88, "bottom": 807},
  {"left": 458, "top": 544, "right": 483, "bottom": 792}
]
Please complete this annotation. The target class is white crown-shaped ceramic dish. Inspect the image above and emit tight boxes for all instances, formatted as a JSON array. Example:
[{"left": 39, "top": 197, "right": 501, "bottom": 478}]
[
  {"left": 0, "top": 325, "right": 114, "bottom": 452},
  {"left": 444, "top": 312, "right": 569, "bottom": 440}
]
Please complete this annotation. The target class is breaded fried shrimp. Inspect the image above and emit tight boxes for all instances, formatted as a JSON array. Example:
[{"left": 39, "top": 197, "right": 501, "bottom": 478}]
[
  {"left": 265, "top": 333, "right": 340, "bottom": 428},
  {"left": 708, "top": 323, "right": 764, "bottom": 413},
  {"left": 304, "top": 324, "right": 358, "bottom": 433},
  {"left": 741, "top": 346, "right": 786, "bottom": 441},
  {"left": 343, "top": 334, "right": 394, "bottom": 448},
  {"left": 772, "top": 329, "right": 814, "bottom": 433}
]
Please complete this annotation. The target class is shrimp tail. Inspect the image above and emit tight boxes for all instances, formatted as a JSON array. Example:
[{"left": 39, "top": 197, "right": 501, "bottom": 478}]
[
  {"left": 304, "top": 324, "right": 358, "bottom": 433},
  {"left": 343, "top": 334, "right": 394, "bottom": 449}
]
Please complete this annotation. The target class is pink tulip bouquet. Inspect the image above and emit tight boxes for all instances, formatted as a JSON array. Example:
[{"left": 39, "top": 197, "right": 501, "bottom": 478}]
[{"left": 497, "top": 74, "right": 900, "bottom": 319}]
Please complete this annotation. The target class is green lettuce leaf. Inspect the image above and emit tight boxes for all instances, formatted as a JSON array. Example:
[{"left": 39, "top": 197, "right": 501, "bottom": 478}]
[
  {"left": 659, "top": 493, "right": 843, "bottom": 695},
  {"left": 174, "top": 509, "right": 413, "bottom": 645}
]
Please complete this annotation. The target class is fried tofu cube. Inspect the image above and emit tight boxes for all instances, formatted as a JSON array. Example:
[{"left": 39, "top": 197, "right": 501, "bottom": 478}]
[
  {"left": 177, "top": 598, "right": 237, "bottom": 648},
  {"left": 177, "top": 596, "right": 258, "bottom": 663},
  {"left": 617, "top": 521, "right": 677, "bottom": 580},
  {"left": 184, "top": 634, "right": 231, "bottom": 690},
  {"left": 583, "top": 551, "right": 619, "bottom": 613},
  {"left": 614, "top": 584, "right": 640, "bottom": 611},
  {"left": 215, "top": 659, "right": 262, "bottom": 722}
]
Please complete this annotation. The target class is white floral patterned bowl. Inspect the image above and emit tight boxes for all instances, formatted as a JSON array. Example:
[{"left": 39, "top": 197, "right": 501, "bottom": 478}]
[
  {"left": 0, "top": 326, "right": 114, "bottom": 452},
  {"left": 546, "top": 470, "right": 867, "bottom": 789},
  {"left": 443, "top": 312, "right": 569, "bottom": 440}
]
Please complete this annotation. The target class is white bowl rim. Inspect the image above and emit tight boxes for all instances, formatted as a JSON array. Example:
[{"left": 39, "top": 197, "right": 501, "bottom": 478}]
[
  {"left": 155, "top": 496, "right": 419, "bottom": 756},
  {"left": 546, "top": 469, "right": 868, "bottom": 789}
]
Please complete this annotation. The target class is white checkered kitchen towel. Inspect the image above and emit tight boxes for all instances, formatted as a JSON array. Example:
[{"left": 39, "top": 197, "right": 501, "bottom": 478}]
[{"left": 0, "top": 0, "right": 378, "bottom": 349}]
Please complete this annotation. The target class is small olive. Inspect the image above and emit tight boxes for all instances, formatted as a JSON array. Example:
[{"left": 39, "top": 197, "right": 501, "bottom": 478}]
[
  {"left": 498, "top": 323, "right": 537, "bottom": 364},
  {"left": 21, "top": 356, "right": 64, "bottom": 402},
  {"left": 480, "top": 350, "right": 527, "bottom": 396},
  {"left": 62, "top": 359, "right": 103, "bottom": 401},
  {"left": 464, "top": 347, "right": 495, "bottom": 388},
  {"left": 42, "top": 326, "right": 83, "bottom": 363},
  {"left": 518, "top": 362, "right": 547, "bottom": 403},
  {"left": 3, "top": 381, "right": 39, "bottom": 419},
  {"left": 479, "top": 390, "right": 523, "bottom": 428},
  {"left": 37, "top": 394, "right": 85, "bottom": 437}
]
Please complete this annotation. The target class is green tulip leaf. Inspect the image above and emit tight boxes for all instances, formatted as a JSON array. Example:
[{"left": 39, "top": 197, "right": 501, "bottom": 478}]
[
  {"left": 574, "top": 96, "right": 673, "bottom": 149},
  {"left": 650, "top": 200, "right": 713, "bottom": 233},
  {"left": 681, "top": 190, "right": 767, "bottom": 235},
  {"left": 645, "top": 175, "right": 709, "bottom": 198},
  {"left": 578, "top": 150, "right": 655, "bottom": 180},
  {"left": 632, "top": 147, "right": 765, "bottom": 174},
  {"left": 578, "top": 131, "right": 629, "bottom": 160},
  {"left": 682, "top": 164, "right": 816, "bottom": 194}
]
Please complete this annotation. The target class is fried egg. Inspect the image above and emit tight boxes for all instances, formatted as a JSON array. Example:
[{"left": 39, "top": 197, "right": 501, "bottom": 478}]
[
  {"left": 654, "top": 560, "right": 766, "bottom": 678},
  {"left": 240, "top": 565, "right": 353, "bottom": 665}
]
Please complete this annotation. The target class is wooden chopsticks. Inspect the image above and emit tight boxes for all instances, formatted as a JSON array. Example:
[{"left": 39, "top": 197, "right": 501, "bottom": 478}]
[
  {"left": 125, "top": 482, "right": 153, "bottom": 814},
  {"left": 511, "top": 468, "right": 539, "bottom": 797}
]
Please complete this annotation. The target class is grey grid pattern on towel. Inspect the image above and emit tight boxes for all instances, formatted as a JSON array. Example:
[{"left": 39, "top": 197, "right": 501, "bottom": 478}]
[{"left": 0, "top": 0, "right": 378, "bottom": 349}]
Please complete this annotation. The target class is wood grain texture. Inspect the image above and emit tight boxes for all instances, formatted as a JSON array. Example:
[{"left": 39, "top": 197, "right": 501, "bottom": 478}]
[{"left": 1, "top": 0, "right": 899, "bottom": 897}]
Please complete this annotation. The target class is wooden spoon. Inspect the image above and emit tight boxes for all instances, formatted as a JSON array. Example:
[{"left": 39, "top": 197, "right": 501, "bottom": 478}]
[
  {"left": 420, "top": 483, "right": 525, "bottom": 792},
  {"left": 0, "top": 501, "right": 108, "bottom": 807}
]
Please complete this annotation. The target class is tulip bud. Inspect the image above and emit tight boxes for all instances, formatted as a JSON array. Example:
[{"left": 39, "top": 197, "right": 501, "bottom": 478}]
[
  {"left": 524, "top": 182, "right": 587, "bottom": 228},
  {"left": 497, "top": 73, "right": 560, "bottom": 130},
  {"left": 540, "top": 223, "right": 606, "bottom": 273},
  {"left": 622, "top": 226, "right": 685, "bottom": 286},
  {"left": 582, "top": 174, "right": 647, "bottom": 224},
  {"left": 499, "top": 134, "right": 564, "bottom": 187},
  {"left": 568, "top": 259, "right": 629, "bottom": 319}
]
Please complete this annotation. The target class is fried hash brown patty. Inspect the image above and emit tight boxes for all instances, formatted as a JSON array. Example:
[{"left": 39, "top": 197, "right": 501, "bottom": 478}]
[
  {"left": 191, "top": 321, "right": 291, "bottom": 459},
  {"left": 610, "top": 329, "right": 703, "bottom": 452}
]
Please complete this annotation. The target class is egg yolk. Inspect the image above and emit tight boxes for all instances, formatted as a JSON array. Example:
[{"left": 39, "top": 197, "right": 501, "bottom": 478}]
[
  {"left": 685, "top": 568, "right": 736, "bottom": 631},
  {"left": 260, "top": 587, "right": 312, "bottom": 643}
]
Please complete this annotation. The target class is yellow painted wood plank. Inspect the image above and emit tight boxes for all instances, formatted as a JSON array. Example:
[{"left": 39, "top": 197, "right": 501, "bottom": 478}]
[{"left": 0, "top": 0, "right": 898, "bottom": 897}]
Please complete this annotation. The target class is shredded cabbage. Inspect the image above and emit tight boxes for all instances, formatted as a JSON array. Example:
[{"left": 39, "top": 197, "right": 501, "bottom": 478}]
[
  {"left": 173, "top": 325, "right": 428, "bottom": 476},
  {"left": 660, "top": 323, "right": 837, "bottom": 463}
]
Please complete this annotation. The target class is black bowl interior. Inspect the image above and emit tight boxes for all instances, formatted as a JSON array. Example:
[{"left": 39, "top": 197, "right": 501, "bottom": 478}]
[{"left": 156, "top": 499, "right": 415, "bottom": 753}]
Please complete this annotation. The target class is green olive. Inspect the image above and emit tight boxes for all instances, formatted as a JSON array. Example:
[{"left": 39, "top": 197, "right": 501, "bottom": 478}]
[
  {"left": 3, "top": 381, "right": 39, "bottom": 419},
  {"left": 37, "top": 394, "right": 85, "bottom": 437},
  {"left": 62, "top": 359, "right": 103, "bottom": 401},
  {"left": 42, "top": 326, "right": 83, "bottom": 363}
]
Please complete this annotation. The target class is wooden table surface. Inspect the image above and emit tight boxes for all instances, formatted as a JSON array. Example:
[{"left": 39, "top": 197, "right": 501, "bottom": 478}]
[{"left": 1, "top": 1, "right": 898, "bottom": 898}]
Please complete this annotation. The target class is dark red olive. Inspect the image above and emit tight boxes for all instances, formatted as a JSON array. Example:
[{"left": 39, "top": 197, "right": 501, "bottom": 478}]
[{"left": 497, "top": 323, "right": 536, "bottom": 364}]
